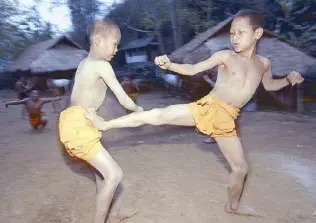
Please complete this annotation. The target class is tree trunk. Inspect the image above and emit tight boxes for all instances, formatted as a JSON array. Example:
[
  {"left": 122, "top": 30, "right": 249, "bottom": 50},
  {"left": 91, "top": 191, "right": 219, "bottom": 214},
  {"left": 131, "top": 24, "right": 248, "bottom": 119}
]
[
  {"left": 148, "top": 0, "right": 166, "bottom": 54},
  {"left": 169, "top": 0, "right": 179, "bottom": 49}
]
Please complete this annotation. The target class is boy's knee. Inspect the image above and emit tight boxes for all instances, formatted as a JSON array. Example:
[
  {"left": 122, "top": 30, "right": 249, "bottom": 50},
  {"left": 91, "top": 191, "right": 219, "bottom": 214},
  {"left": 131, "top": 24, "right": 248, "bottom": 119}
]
[
  {"left": 232, "top": 162, "right": 248, "bottom": 175},
  {"left": 148, "top": 108, "right": 165, "bottom": 125},
  {"left": 108, "top": 167, "right": 123, "bottom": 185}
]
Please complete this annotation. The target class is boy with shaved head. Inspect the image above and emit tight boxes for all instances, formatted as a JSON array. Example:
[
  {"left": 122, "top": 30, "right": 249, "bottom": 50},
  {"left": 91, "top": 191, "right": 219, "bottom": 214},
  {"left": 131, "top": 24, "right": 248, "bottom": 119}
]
[
  {"left": 85, "top": 10, "right": 304, "bottom": 217},
  {"left": 58, "top": 19, "right": 142, "bottom": 223}
]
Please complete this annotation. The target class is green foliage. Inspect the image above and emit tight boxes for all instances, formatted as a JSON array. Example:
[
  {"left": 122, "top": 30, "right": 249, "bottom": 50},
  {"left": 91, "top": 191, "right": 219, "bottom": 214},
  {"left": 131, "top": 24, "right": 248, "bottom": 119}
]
[
  {"left": 0, "top": 0, "right": 53, "bottom": 67},
  {"left": 1, "top": 0, "right": 315, "bottom": 69}
]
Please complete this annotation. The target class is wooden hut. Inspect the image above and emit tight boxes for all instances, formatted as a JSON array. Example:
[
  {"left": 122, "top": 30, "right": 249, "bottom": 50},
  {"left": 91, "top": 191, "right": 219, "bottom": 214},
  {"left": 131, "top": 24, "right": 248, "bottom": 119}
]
[
  {"left": 3, "top": 35, "right": 87, "bottom": 90},
  {"left": 169, "top": 16, "right": 316, "bottom": 112}
]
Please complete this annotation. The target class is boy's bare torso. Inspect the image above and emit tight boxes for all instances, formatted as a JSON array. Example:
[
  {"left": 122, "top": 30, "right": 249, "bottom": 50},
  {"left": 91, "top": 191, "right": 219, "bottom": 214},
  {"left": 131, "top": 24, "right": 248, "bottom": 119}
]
[
  {"left": 25, "top": 100, "right": 45, "bottom": 118},
  {"left": 70, "top": 59, "right": 108, "bottom": 111},
  {"left": 210, "top": 51, "right": 266, "bottom": 108}
]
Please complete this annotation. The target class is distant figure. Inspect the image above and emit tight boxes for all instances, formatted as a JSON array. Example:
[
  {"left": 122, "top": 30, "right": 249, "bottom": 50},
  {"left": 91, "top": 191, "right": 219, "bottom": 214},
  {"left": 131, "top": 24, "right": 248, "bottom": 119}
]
[
  {"left": 121, "top": 76, "right": 139, "bottom": 114},
  {"left": 5, "top": 90, "right": 62, "bottom": 129},
  {"left": 163, "top": 73, "right": 182, "bottom": 90},
  {"left": 46, "top": 78, "right": 61, "bottom": 113},
  {"left": 46, "top": 78, "right": 71, "bottom": 113},
  {"left": 15, "top": 77, "right": 29, "bottom": 118}
]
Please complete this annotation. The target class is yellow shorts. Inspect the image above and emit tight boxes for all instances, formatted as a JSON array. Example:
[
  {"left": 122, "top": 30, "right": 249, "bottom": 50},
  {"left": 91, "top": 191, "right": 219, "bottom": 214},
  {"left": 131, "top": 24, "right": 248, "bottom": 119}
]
[
  {"left": 58, "top": 106, "right": 102, "bottom": 161},
  {"left": 188, "top": 94, "right": 240, "bottom": 137}
]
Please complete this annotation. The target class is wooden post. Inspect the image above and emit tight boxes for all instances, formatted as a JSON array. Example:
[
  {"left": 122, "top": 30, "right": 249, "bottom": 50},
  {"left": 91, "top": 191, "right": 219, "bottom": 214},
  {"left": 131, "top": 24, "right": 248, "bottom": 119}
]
[{"left": 296, "top": 84, "right": 303, "bottom": 113}]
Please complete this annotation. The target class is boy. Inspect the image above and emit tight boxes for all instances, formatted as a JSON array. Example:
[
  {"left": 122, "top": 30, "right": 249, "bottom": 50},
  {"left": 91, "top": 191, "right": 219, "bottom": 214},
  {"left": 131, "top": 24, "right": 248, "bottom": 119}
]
[
  {"left": 5, "top": 90, "right": 62, "bottom": 129},
  {"left": 46, "top": 78, "right": 61, "bottom": 113},
  {"left": 58, "top": 19, "right": 142, "bottom": 223},
  {"left": 15, "top": 77, "right": 29, "bottom": 118},
  {"left": 85, "top": 10, "right": 304, "bottom": 217},
  {"left": 121, "top": 76, "right": 139, "bottom": 114}
]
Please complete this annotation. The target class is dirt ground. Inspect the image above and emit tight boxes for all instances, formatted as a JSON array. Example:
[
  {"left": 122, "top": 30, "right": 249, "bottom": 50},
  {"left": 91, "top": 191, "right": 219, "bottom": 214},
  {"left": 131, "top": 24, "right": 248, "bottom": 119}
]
[{"left": 0, "top": 90, "right": 315, "bottom": 223}]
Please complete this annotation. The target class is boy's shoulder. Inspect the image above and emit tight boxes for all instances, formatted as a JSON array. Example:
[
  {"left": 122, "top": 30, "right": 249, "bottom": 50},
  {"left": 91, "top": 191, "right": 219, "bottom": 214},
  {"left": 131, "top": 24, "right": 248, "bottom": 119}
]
[
  {"left": 256, "top": 55, "right": 271, "bottom": 68},
  {"left": 83, "top": 57, "right": 111, "bottom": 67},
  {"left": 79, "top": 58, "right": 113, "bottom": 76},
  {"left": 215, "top": 49, "right": 234, "bottom": 57}
]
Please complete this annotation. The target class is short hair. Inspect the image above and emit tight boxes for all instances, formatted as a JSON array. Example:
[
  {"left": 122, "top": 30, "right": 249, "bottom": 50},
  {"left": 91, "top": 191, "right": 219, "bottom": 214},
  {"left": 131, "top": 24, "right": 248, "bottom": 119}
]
[
  {"left": 86, "top": 19, "right": 119, "bottom": 43},
  {"left": 234, "top": 9, "right": 264, "bottom": 29}
]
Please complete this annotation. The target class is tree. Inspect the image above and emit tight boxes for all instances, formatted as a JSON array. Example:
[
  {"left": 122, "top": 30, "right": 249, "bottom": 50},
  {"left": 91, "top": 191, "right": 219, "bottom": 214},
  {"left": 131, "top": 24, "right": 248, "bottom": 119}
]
[
  {"left": 67, "top": 0, "right": 101, "bottom": 47},
  {"left": 0, "top": 0, "right": 53, "bottom": 67}
]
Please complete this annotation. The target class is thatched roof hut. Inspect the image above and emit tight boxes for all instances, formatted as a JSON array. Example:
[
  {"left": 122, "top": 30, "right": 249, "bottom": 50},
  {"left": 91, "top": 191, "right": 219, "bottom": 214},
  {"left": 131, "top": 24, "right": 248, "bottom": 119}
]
[
  {"left": 4, "top": 35, "right": 87, "bottom": 75},
  {"left": 169, "top": 16, "right": 316, "bottom": 79}
]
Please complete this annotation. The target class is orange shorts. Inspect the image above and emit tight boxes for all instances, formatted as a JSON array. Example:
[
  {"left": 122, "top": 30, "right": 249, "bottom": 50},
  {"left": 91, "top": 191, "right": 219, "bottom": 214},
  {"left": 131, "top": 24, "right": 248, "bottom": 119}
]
[
  {"left": 58, "top": 106, "right": 102, "bottom": 161},
  {"left": 128, "top": 93, "right": 137, "bottom": 102},
  {"left": 29, "top": 113, "right": 46, "bottom": 128},
  {"left": 188, "top": 94, "right": 240, "bottom": 137},
  {"left": 125, "top": 93, "right": 138, "bottom": 114}
]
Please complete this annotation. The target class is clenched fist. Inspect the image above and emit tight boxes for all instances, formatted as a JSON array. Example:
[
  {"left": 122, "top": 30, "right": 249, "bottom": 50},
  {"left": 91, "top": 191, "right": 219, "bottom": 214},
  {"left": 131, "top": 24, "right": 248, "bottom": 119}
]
[
  {"left": 286, "top": 71, "right": 304, "bottom": 86},
  {"left": 154, "top": 55, "right": 171, "bottom": 70}
]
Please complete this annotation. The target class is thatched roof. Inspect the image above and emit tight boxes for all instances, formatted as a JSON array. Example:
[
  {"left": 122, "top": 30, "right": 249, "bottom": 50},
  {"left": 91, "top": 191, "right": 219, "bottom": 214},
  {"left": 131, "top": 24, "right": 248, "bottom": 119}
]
[
  {"left": 170, "top": 16, "right": 316, "bottom": 77},
  {"left": 119, "top": 37, "right": 158, "bottom": 51},
  {"left": 4, "top": 35, "right": 88, "bottom": 74}
]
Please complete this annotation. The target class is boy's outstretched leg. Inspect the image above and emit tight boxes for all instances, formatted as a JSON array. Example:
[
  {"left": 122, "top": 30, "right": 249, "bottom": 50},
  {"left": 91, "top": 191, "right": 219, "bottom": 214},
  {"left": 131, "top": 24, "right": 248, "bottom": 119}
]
[
  {"left": 215, "top": 136, "right": 263, "bottom": 217},
  {"left": 85, "top": 104, "right": 196, "bottom": 131},
  {"left": 88, "top": 145, "right": 136, "bottom": 223}
]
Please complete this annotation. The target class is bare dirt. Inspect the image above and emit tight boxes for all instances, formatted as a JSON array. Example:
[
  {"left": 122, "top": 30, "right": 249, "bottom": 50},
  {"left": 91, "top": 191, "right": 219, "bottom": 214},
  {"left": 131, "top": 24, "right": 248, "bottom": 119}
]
[{"left": 0, "top": 90, "right": 315, "bottom": 223}]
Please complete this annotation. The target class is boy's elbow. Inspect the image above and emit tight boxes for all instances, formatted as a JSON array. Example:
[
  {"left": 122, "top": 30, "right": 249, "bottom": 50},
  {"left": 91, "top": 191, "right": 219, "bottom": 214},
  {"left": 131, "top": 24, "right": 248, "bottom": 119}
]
[
  {"left": 263, "top": 83, "right": 271, "bottom": 91},
  {"left": 263, "top": 83, "right": 274, "bottom": 91},
  {"left": 189, "top": 65, "right": 198, "bottom": 76}
]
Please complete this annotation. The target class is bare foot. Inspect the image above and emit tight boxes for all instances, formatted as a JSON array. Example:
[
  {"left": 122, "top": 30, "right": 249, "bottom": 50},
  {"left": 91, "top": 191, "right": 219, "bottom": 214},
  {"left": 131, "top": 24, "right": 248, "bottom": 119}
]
[
  {"left": 106, "top": 209, "right": 138, "bottom": 223},
  {"left": 225, "top": 204, "right": 264, "bottom": 217}
]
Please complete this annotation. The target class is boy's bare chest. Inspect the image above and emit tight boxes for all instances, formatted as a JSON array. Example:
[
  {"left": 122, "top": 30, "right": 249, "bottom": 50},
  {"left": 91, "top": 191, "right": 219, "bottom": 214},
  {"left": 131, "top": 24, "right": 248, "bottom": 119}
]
[
  {"left": 26, "top": 101, "right": 42, "bottom": 111},
  {"left": 226, "top": 60, "right": 264, "bottom": 83}
]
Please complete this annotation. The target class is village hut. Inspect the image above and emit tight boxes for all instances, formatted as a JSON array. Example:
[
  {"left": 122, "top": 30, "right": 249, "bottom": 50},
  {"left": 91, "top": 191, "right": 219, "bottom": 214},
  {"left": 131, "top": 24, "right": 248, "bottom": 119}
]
[
  {"left": 169, "top": 16, "right": 316, "bottom": 112},
  {"left": 4, "top": 35, "right": 87, "bottom": 90}
]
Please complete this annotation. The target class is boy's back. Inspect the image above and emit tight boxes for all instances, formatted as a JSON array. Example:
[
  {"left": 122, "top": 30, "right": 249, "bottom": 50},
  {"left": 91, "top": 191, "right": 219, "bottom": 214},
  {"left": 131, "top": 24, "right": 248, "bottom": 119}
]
[{"left": 70, "top": 58, "right": 108, "bottom": 111}]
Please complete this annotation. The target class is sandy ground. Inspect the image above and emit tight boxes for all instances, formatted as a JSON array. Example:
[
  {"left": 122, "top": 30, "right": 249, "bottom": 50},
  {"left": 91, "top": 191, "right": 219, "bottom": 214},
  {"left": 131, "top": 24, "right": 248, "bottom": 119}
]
[{"left": 0, "top": 90, "right": 316, "bottom": 223}]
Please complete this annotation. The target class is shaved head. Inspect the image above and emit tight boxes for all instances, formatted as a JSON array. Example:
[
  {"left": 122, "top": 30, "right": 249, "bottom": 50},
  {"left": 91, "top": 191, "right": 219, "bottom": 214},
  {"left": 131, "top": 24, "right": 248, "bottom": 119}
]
[{"left": 87, "top": 19, "right": 120, "bottom": 44}]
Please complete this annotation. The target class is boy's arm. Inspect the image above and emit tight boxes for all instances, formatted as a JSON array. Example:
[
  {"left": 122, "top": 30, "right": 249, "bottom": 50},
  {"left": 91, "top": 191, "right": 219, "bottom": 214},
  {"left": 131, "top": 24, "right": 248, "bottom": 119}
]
[
  {"left": 41, "top": 96, "right": 63, "bottom": 105},
  {"left": 84, "top": 108, "right": 108, "bottom": 131},
  {"left": 5, "top": 99, "right": 27, "bottom": 107},
  {"left": 262, "top": 59, "right": 304, "bottom": 91},
  {"left": 202, "top": 75, "right": 215, "bottom": 87},
  {"left": 155, "top": 50, "right": 229, "bottom": 76},
  {"left": 99, "top": 63, "right": 143, "bottom": 112}
]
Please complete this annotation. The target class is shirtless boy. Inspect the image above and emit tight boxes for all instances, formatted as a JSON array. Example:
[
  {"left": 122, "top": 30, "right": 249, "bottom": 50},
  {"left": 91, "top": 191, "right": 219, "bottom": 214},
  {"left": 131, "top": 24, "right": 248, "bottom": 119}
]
[
  {"left": 58, "top": 19, "right": 142, "bottom": 223},
  {"left": 5, "top": 90, "right": 62, "bottom": 129},
  {"left": 85, "top": 10, "right": 304, "bottom": 216}
]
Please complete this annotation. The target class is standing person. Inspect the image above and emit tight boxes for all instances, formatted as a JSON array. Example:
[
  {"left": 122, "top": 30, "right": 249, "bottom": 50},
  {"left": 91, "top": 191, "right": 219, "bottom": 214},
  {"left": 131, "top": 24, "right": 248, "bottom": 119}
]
[
  {"left": 15, "top": 77, "right": 29, "bottom": 118},
  {"left": 46, "top": 78, "right": 62, "bottom": 113},
  {"left": 121, "top": 76, "right": 139, "bottom": 114},
  {"left": 58, "top": 19, "right": 142, "bottom": 223}
]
